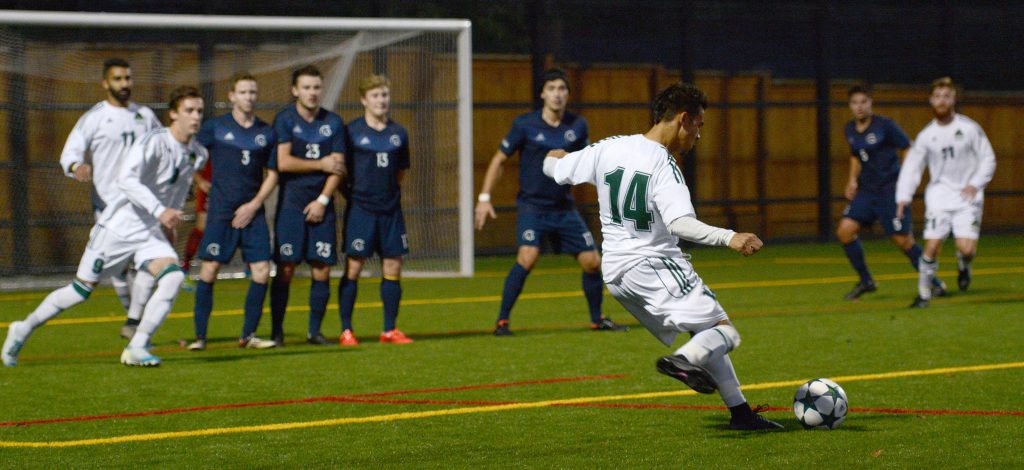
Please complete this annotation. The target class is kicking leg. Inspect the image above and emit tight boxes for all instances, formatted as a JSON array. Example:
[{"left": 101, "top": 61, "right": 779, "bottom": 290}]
[{"left": 3, "top": 279, "right": 94, "bottom": 367}]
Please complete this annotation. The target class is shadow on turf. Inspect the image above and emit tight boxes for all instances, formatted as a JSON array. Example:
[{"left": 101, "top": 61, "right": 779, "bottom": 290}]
[{"left": 701, "top": 413, "right": 904, "bottom": 437}]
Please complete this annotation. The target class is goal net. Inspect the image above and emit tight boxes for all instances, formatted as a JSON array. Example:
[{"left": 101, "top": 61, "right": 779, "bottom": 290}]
[{"left": 0, "top": 11, "right": 473, "bottom": 288}]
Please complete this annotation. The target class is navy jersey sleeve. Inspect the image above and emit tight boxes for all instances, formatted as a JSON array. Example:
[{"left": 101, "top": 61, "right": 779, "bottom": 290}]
[
  {"left": 196, "top": 118, "right": 215, "bottom": 148},
  {"left": 499, "top": 120, "right": 525, "bottom": 157},
  {"left": 330, "top": 116, "right": 347, "bottom": 154},
  {"left": 273, "top": 111, "right": 292, "bottom": 144},
  {"left": 398, "top": 128, "right": 411, "bottom": 170},
  {"left": 886, "top": 119, "right": 911, "bottom": 150},
  {"left": 571, "top": 118, "right": 589, "bottom": 152}
]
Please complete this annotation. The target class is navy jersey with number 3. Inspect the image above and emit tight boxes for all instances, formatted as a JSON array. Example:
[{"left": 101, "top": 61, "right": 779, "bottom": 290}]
[
  {"left": 500, "top": 110, "right": 588, "bottom": 211},
  {"left": 271, "top": 106, "right": 346, "bottom": 210},
  {"left": 196, "top": 113, "right": 277, "bottom": 219},
  {"left": 844, "top": 115, "right": 911, "bottom": 193},
  {"left": 345, "top": 117, "right": 410, "bottom": 213}
]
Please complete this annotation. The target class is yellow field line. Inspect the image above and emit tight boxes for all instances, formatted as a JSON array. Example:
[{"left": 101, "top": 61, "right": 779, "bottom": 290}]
[
  {"left": 2, "top": 360, "right": 1021, "bottom": 448},
  {"left": 2, "top": 266, "right": 1021, "bottom": 329}
]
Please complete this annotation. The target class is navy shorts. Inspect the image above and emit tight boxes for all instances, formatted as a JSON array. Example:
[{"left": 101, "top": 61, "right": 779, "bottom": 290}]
[
  {"left": 516, "top": 209, "right": 596, "bottom": 255},
  {"left": 343, "top": 204, "right": 408, "bottom": 258},
  {"left": 274, "top": 205, "right": 338, "bottom": 265},
  {"left": 842, "top": 190, "right": 911, "bottom": 235},
  {"left": 199, "top": 211, "right": 272, "bottom": 264}
]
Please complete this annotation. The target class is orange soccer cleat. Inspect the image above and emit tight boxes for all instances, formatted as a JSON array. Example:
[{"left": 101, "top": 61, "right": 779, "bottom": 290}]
[
  {"left": 340, "top": 329, "right": 359, "bottom": 347},
  {"left": 379, "top": 329, "right": 414, "bottom": 344}
]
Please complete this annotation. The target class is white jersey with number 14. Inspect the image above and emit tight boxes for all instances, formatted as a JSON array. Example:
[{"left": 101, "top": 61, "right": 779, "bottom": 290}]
[{"left": 551, "top": 134, "right": 695, "bottom": 283}]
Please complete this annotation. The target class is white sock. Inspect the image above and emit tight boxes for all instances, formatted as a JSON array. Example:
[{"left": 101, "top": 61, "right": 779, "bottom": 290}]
[
  {"left": 127, "top": 270, "right": 156, "bottom": 322},
  {"left": 956, "top": 252, "right": 973, "bottom": 272},
  {"left": 111, "top": 273, "right": 132, "bottom": 312},
  {"left": 674, "top": 324, "right": 741, "bottom": 366},
  {"left": 129, "top": 269, "right": 184, "bottom": 349},
  {"left": 706, "top": 353, "right": 746, "bottom": 407},
  {"left": 24, "top": 281, "right": 91, "bottom": 329},
  {"left": 919, "top": 256, "right": 937, "bottom": 300}
]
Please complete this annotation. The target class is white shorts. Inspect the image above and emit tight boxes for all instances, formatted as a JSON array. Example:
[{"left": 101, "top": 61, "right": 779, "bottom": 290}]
[
  {"left": 923, "top": 203, "right": 982, "bottom": 241},
  {"left": 75, "top": 224, "right": 178, "bottom": 283},
  {"left": 606, "top": 256, "right": 728, "bottom": 347}
]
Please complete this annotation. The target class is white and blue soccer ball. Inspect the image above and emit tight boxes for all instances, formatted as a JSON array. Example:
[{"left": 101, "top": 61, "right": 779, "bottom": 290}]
[{"left": 793, "top": 378, "right": 848, "bottom": 430}]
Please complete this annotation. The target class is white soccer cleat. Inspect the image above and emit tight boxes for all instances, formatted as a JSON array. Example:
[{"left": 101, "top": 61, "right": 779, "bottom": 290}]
[
  {"left": 2, "top": 321, "right": 31, "bottom": 368},
  {"left": 120, "top": 347, "right": 161, "bottom": 367},
  {"left": 186, "top": 339, "right": 206, "bottom": 351},
  {"left": 240, "top": 335, "right": 277, "bottom": 350}
]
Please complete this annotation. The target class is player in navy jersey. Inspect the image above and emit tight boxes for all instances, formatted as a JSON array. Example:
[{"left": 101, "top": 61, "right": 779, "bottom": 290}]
[
  {"left": 269, "top": 65, "right": 347, "bottom": 345},
  {"left": 474, "top": 68, "right": 625, "bottom": 336},
  {"left": 186, "top": 73, "right": 279, "bottom": 351},
  {"left": 336, "top": 75, "right": 413, "bottom": 346},
  {"left": 838, "top": 86, "right": 944, "bottom": 300}
]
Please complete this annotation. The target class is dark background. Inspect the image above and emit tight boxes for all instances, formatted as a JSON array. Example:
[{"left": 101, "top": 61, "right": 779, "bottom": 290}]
[{"left": 3, "top": 0, "right": 1022, "bottom": 91}]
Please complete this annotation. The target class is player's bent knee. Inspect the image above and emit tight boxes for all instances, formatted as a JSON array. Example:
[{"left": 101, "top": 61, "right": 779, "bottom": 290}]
[
  {"left": 155, "top": 264, "right": 186, "bottom": 289},
  {"left": 715, "top": 324, "right": 741, "bottom": 352}
]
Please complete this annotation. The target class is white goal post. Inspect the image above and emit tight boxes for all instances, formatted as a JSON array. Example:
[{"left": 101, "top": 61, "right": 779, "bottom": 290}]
[{"left": 0, "top": 10, "right": 473, "bottom": 286}]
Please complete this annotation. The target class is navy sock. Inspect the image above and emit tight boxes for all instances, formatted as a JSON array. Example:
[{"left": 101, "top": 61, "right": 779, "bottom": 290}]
[
  {"left": 582, "top": 271, "right": 604, "bottom": 324},
  {"left": 498, "top": 263, "right": 530, "bottom": 322},
  {"left": 241, "top": 281, "right": 268, "bottom": 338},
  {"left": 270, "top": 278, "right": 290, "bottom": 338},
  {"left": 381, "top": 278, "right": 402, "bottom": 332},
  {"left": 308, "top": 280, "right": 329, "bottom": 337},
  {"left": 338, "top": 277, "right": 358, "bottom": 331},
  {"left": 905, "top": 244, "right": 923, "bottom": 272},
  {"left": 193, "top": 280, "right": 214, "bottom": 340},
  {"left": 842, "top": 240, "right": 872, "bottom": 284}
]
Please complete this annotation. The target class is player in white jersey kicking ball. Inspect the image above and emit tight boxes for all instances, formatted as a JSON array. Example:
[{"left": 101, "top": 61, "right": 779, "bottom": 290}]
[
  {"left": 543, "top": 82, "right": 783, "bottom": 430},
  {"left": 3, "top": 86, "right": 208, "bottom": 367},
  {"left": 896, "top": 77, "right": 996, "bottom": 308},
  {"left": 59, "top": 58, "right": 163, "bottom": 340}
]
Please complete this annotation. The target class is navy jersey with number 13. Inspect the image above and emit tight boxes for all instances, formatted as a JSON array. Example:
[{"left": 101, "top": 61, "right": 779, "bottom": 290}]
[{"left": 345, "top": 117, "right": 410, "bottom": 212}]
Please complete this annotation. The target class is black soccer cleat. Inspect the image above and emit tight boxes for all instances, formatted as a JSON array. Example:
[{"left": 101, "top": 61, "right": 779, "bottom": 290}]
[
  {"left": 909, "top": 296, "right": 929, "bottom": 308},
  {"left": 843, "top": 281, "right": 876, "bottom": 301},
  {"left": 306, "top": 333, "right": 330, "bottom": 345},
  {"left": 958, "top": 268, "right": 971, "bottom": 291},
  {"left": 493, "top": 320, "right": 513, "bottom": 336},
  {"left": 931, "top": 278, "right": 948, "bottom": 298},
  {"left": 591, "top": 317, "right": 629, "bottom": 332},
  {"left": 729, "top": 405, "right": 786, "bottom": 431},
  {"left": 656, "top": 355, "right": 718, "bottom": 394}
]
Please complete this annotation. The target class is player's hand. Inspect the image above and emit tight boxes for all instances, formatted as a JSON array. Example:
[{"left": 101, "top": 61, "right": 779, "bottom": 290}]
[
  {"left": 159, "top": 208, "right": 184, "bottom": 229},
  {"left": 844, "top": 181, "right": 858, "bottom": 201},
  {"left": 72, "top": 163, "right": 92, "bottom": 182},
  {"left": 474, "top": 201, "right": 496, "bottom": 230},
  {"left": 961, "top": 185, "right": 979, "bottom": 201},
  {"left": 728, "top": 232, "right": 763, "bottom": 257},
  {"left": 547, "top": 149, "right": 568, "bottom": 159},
  {"left": 232, "top": 202, "right": 259, "bottom": 228},
  {"left": 896, "top": 201, "right": 907, "bottom": 219},
  {"left": 196, "top": 178, "right": 212, "bottom": 193},
  {"left": 303, "top": 200, "right": 326, "bottom": 223}
]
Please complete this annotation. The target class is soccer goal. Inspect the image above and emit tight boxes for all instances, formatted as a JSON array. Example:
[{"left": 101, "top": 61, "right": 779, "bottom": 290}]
[{"left": 0, "top": 10, "right": 473, "bottom": 287}]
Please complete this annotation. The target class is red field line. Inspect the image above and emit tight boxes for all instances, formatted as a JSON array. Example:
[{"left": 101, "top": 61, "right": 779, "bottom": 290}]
[{"left": 0, "top": 374, "right": 625, "bottom": 428}]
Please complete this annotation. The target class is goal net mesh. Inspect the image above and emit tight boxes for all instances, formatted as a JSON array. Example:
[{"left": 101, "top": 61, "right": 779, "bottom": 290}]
[{"left": 0, "top": 21, "right": 467, "bottom": 287}]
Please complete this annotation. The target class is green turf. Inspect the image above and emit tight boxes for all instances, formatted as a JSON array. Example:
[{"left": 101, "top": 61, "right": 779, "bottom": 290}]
[{"left": 1, "top": 235, "right": 1022, "bottom": 468}]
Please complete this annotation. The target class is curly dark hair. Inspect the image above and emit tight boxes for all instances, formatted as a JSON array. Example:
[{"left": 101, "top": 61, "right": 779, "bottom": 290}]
[{"left": 653, "top": 82, "right": 708, "bottom": 122}]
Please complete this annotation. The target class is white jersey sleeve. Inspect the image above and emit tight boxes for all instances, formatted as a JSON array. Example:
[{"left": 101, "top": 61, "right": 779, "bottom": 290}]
[
  {"left": 896, "top": 132, "right": 929, "bottom": 204},
  {"left": 650, "top": 153, "right": 695, "bottom": 225},
  {"left": 550, "top": 144, "right": 600, "bottom": 186},
  {"left": 118, "top": 134, "right": 167, "bottom": 218},
  {"left": 59, "top": 110, "right": 97, "bottom": 176},
  {"left": 968, "top": 126, "right": 997, "bottom": 190}
]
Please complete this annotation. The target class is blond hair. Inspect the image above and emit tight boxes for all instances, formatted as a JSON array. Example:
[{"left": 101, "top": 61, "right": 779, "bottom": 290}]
[{"left": 359, "top": 74, "right": 391, "bottom": 97}]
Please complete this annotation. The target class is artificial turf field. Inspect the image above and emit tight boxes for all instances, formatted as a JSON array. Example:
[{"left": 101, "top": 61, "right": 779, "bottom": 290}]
[{"left": 0, "top": 234, "right": 1021, "bottom": 468}]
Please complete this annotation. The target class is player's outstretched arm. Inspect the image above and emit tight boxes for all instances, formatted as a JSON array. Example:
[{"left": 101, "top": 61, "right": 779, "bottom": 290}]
[
  {"left": 667, "top": 216, "right": 761, "bottom": 256},
  {"left": 727, "top": 232, "right": 764, "bottom": 257},
  {"left": 474, "top": 150, "right": 509, "bottom": 230},
  {"left": 233, "top": 169, "right": 279, "bottom": 229}
]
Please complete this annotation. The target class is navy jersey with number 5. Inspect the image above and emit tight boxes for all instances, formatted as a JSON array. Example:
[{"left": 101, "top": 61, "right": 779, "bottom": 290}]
[
  {"left": 196, "top": 113, "right": 277, "bottom": 219},
  {"left": 271, "top": 106, "right": 346, "bottom": 210},
  {"left": 844, "top": 115, "right": 911, "bottom": 193},
  {"left": 500, "top": 110, "right": 588, "bottom": 211},
  {"left": 345, "top": 117, "right": 410, "bottom": 213}
]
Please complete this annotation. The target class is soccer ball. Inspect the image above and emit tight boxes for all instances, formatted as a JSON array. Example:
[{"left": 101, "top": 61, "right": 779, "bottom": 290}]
[{"left": 793, "top": 378, "right": 848, "bottom": 429}]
